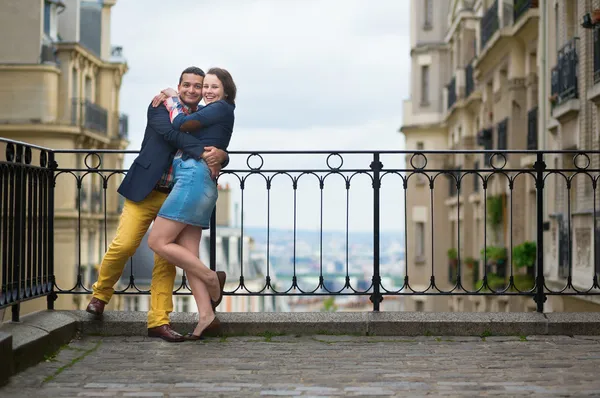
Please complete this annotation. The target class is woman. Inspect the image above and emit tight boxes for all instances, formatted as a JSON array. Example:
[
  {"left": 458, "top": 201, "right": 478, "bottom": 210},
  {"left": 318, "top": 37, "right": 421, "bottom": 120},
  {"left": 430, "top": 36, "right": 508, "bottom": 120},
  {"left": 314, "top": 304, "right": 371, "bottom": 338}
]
[{"left": 148, "top": 67, "right": 236, "bottom": 340}]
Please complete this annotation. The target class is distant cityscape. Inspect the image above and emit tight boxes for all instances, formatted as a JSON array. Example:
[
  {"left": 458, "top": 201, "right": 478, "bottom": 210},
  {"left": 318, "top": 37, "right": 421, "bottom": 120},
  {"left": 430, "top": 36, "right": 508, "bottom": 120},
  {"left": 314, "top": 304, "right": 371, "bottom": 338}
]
[{"left": 243, "top": 227, "right": 406, "bottom": 294}]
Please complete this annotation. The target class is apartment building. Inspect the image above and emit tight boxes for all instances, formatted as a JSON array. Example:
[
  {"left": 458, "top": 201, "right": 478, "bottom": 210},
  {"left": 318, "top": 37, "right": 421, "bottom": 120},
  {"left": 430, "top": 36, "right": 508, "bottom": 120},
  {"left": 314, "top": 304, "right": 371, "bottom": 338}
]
[
  {"left": 402, "top": 0, "right": 600, "bottom": 312},
  {"left": 400, "top": 0, "right": 453, "bottom": 311},
  {"left": 0, "top": 0, "right": 129, "bottom": 316}
]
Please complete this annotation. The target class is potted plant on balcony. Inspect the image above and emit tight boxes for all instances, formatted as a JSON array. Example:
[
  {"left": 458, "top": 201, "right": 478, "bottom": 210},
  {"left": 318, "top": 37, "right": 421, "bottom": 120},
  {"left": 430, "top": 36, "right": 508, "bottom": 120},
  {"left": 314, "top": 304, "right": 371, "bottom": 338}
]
[
  {"left": 549, "top": 93, "right": 559, "bottom": 106},
  {"left": 447, "top": 248, "right": 458, "bottom": 266},
  {"left": 464, "top": 256, "right": 476, "bottom": 269},
  {"left": 512, "top": 241, "right": 536, "bottom": 289}
]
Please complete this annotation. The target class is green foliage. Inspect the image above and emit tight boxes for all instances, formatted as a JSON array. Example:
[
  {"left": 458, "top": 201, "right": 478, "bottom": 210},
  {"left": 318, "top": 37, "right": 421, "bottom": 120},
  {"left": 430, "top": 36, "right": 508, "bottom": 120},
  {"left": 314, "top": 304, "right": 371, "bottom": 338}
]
[
  {"left": 480, "top": 246, "right": 507, "bottom": 262},
  {"left": 447, "top": 248, "right": 458, "bottom": 260},
  {"left": 474, "top": 273, "right": 506, "bottom": 290},
  {"left": 486, "top": 195, "right": 504, "bottom": 227},
  {"left": 512, "top": 241, "right": 536, "bottom": 269},
  {"left": 321, "top": 296, "right": 338, "bottom": 312}
]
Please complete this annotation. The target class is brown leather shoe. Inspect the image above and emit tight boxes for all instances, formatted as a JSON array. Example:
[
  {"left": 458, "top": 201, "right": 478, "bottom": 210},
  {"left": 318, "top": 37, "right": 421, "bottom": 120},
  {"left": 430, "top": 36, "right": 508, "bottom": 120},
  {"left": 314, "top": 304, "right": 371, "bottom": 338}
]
[
  {"left": 148, "top": 324, "right": 185, "bottom": 343},
  {"left": 184, "top": 317, "right": 222, "bottom": 341},
  {"left": 86, "top": 297, "right": 107, "bottom": 316},
  {"left": 211, "top": 271, "right": 227, "bottom": 310}
]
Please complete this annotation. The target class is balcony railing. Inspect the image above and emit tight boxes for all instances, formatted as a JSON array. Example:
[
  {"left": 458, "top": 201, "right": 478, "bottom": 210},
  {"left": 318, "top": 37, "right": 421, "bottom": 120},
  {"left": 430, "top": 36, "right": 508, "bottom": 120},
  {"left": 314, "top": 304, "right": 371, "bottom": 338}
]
[
  {"left": 477, "top": 128, "right": 493, "bottom": 165},
  {"left": 514, "top": 0, "right": 538, "bottom": 23},
  {"left": 496, "top": 118, "right": 508, "bottom": 150},
  {"left": 465, "top": 62, "right": 474, "bottom": 98},
  {"left": 527, "top": 107, "right": 538, "bottom": 150},
  {"left": 2, "top": 138, "right": 600, "bottom": 321},
  {"left": 481, "top": 0, "right": 499, "bottom": 50},
  {"left": 71, "top": 98, "right": 108, "bottom": 134},
  {"left": 594, "top": 27, "right": 600, "bottom": 84},
  {"left": 447, "top": 77, "right": 457, "bottom": 110},
  {"left": 118, "top": 113, "right": 128, "bottom": 139},
  {"left": 552, "top": 38, "right": 579, "bottom": 106}
]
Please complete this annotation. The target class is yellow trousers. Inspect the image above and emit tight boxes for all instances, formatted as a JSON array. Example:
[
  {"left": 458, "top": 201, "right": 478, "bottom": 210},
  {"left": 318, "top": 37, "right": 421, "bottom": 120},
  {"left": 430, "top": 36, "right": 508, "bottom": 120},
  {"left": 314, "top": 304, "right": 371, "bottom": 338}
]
[{"left": 92, "top": 190, "right": 175, "bottom": 328}]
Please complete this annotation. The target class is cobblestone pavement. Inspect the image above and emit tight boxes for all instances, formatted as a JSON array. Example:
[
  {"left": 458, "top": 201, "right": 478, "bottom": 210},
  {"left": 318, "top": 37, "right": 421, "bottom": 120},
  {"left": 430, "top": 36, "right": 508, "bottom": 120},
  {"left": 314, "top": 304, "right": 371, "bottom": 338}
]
[{"left": 2, "top": 334, "right": 600, "bottom": 397}]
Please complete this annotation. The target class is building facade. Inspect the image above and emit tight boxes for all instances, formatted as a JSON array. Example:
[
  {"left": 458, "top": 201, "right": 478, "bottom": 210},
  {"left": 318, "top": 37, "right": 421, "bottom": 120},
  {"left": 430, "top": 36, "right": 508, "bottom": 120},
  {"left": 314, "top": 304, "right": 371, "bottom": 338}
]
[
  {"left": 0, "top": 0, "right": 128, "bottom": 318},
  {"left": 401, "top": 0, "right": 600, "bottom": 312},
  {"left": 400, "top": 0, "right": 453, "bottom": 311}
]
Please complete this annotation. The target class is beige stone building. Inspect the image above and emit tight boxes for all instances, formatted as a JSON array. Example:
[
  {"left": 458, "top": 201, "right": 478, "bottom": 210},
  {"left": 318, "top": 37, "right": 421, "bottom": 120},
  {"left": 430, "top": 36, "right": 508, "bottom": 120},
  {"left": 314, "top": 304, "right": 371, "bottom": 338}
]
[
  {"left": 402, "top": 0, "right": 600, "bottom": 312},
  {"left": 543, "top": 0, "right": 600, "bottom": 311},
  {"left": 0, "top": 0, "right": 129, "bottom": 318},
  {"left": 400, "top": 0, "right": 453, "bottom": 311}
]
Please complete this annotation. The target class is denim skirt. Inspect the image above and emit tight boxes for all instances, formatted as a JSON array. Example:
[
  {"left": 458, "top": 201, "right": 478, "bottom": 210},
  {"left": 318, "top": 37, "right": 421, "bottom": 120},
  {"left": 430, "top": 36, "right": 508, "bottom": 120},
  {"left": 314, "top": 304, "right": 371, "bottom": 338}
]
[{"left": 157, "top": 157, "right": 218, "bottom": 229}]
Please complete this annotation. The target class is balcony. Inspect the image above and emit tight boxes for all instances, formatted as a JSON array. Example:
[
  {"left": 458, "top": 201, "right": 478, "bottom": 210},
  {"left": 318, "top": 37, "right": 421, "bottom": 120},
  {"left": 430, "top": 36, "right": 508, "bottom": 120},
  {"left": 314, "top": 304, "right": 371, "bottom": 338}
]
[
  {"left": 527, "top": 107, "right": 538, "bottom": 150},
  {"left": 118, "top": 113, "right": 128, "bottom": 139},
  {"left": 513, "top": 0, "right": 538, "bottom": 23},
  {"left": 480, "top": 0, "right": 499, "bottom": 50},
  {"left": 496, "top": 118, "right": 508, "bottom": 150},
  {"left": 447, "top": 77, "right": 457, "bottom": 110},
  {"left": 71, "top": 98, "right": 108, "bottom": 134},
  {"left": 595, "top": 27, "right": 600, "bottom": 84},
  {"left": 551, "top": 38, "right": 580, "bottom": 123},
  {"left": 465, "top": 62, "right": 474, "bottom": 98}
]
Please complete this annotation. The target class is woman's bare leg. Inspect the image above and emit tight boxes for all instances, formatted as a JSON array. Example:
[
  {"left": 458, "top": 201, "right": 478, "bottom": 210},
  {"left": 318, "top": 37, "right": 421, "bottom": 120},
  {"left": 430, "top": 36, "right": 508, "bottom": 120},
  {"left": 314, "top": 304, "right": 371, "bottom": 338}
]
[
  {"left": 175, "top": 225, "right": 215, "bottom": 336},
  {"left": 148, "top": 217, "right": 220, "bottom": 301}
]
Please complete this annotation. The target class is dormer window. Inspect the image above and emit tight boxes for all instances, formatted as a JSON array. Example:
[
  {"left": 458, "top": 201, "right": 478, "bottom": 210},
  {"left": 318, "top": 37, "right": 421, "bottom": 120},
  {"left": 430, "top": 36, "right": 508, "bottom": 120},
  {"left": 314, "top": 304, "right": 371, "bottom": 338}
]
[{"left": 43, "top": 0, "right": 65, "bottom": 42}]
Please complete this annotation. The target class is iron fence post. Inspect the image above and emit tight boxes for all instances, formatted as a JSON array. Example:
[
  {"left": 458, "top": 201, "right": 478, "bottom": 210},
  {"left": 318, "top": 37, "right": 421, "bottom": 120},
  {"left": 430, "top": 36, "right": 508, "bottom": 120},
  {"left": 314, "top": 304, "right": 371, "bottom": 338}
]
[
  {"left": 47, "top": 151, "right": 57, "bottom": 310},
  {"left": 534, "top": 152, "right": 547, "bottom": 312},
  {"left": 209, "top": 196, "right": 217, "bottom": 272},
  {"left": 370, "top": 153, "right": 383, "bottom": 311},
  {"left": 12, "top": 145, "right": 25, "bottom": 322}
]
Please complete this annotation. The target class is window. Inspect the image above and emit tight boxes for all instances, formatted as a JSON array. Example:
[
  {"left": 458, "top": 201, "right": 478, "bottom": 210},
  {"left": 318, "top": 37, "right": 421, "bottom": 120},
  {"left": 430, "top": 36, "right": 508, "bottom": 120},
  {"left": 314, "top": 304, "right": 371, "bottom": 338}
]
[
  {"left": 424, "top": 0, "right": 433, "bottom": 29},
  {"left": 415, "top": 300, "right": 425, "bottom": 311},
  {"left": 554, "top": 3, "right": 559, "bottom": 53},
  {"left": 421, "top": 66, "right": 430, "bottom": 105},
  {"left": 85, "top": 77, "right": 93, "bottom": 101},
  {"left": 415, "top": 222, "right": 425, "bottom": 258},
  {"left": 44, "top": 3, "right": 51, "bottom": 36}
]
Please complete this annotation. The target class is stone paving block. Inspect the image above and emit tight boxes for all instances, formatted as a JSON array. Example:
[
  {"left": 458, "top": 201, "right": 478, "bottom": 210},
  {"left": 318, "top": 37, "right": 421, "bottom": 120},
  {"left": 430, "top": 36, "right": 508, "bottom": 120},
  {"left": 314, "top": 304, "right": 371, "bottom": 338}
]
[{"left": 4, "top": 322, "right": 600, "bottom": 397}]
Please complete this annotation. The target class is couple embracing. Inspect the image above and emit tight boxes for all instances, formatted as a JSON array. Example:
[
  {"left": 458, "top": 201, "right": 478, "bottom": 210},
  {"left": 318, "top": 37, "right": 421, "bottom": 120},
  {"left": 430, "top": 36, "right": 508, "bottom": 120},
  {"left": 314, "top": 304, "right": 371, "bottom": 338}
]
[{"left": 86, "top": 66, "right": 237, "bottom": 342}]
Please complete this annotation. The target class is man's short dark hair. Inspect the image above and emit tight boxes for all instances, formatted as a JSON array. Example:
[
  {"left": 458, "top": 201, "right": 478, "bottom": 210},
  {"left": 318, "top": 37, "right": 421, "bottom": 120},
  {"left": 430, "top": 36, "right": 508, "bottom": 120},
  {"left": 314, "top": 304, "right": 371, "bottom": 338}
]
[{"left": 179, "top": 66, "right": 205, "bottom": 84}]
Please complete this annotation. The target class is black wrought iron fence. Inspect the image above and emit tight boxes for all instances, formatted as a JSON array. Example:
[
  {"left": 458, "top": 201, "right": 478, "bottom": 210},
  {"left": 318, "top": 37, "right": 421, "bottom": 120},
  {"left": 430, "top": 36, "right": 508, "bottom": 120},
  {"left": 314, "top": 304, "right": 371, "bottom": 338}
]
[
  {"left": 2, "top": 137, "right": 600, "bottom": 321},
  {"left": 0, "top": 140, "right": 56, "bottom": 322}
]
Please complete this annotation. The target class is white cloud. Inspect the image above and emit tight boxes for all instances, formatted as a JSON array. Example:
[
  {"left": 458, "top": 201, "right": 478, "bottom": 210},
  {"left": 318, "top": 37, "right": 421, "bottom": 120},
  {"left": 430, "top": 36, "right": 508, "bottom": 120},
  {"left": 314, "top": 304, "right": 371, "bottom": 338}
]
[{"left": 111, "top": 0, "right": 409, "bottom": 231}]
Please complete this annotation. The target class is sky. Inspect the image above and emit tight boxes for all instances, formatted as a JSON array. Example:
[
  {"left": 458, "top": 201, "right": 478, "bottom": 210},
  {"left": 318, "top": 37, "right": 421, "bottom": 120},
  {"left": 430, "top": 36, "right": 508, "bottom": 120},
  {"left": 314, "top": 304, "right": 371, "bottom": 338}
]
[{"left": 110, "top": 0, "right": 410, "bottom": 232}]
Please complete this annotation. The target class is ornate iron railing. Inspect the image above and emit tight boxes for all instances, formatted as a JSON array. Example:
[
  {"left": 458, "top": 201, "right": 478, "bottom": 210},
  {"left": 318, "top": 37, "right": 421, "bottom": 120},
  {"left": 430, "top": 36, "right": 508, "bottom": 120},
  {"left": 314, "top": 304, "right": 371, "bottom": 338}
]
[
  {"left": 553, "top": 38, "right": 579, "bottom": 105},
  {"left": 71, "top": 98, "right": 109, "bottom": 134},
  {"left": 481, "top": 0, "right": 499, "bottom": 50},
  {"left": 465, "top": 62, "right": 474, "bottom": 99},
  {"left": 2, "top": 138, "right": 600, "bottom": 320},
  {"left": 447, "top": 77, "right": 457, "bottom": 110},
  {"left": 514, "top": 0, "right": 538, "bottom": 23},
  {"left": 594, "top": 27, "right": 600, "bottom": 84},
  {"left": 527, "top": 107, "right": 538, "bottom": 150}
]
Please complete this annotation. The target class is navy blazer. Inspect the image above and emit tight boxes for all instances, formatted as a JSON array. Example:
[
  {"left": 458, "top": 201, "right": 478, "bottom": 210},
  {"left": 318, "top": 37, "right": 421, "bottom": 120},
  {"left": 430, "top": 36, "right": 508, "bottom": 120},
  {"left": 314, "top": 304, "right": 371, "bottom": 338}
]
[{"left": 118, "top": 102, "right": 226, "bottom": 202}]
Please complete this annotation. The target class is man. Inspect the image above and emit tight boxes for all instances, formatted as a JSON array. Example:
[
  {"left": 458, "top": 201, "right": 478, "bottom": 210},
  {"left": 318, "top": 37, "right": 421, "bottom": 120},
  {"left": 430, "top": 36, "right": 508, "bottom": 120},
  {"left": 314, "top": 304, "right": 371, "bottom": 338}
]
[{"left": 86, "top": 66, "right": 227, "bottom": 342}]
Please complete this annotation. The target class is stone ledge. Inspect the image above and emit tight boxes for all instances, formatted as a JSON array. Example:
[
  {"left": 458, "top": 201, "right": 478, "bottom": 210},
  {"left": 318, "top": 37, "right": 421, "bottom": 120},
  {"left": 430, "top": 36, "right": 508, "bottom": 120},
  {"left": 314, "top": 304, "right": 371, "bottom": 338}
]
[
  {"left": 0, "top": 331, "right": 12, "bottom": 387},
  {"left": 71, "top": 310, "right": 600, "bottom": 337},
  {"left": 0, "top": 310, "right": 79, "bottom": 377}
]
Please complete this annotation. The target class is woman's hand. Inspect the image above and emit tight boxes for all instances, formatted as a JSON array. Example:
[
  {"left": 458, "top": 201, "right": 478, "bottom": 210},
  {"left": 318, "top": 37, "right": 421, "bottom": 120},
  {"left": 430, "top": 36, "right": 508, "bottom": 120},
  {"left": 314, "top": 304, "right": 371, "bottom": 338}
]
[
  {"left": 151, "top": 88, "right": 179, "bottom": 107},
  {"left": 151, "top": 92, "right": 168, "bottom": 107},
  {"left": 161, "top": 87, "right": 178, "bottom": 97}
]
